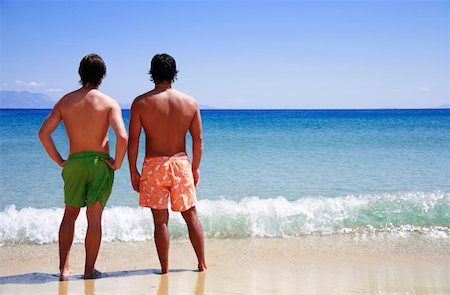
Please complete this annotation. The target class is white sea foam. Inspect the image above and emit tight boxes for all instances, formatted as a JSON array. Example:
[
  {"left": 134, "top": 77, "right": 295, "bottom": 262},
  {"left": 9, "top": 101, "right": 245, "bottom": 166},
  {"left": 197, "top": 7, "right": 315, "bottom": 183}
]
[{"left": 0, "top": 191, "right": 449, "bottom": 245}]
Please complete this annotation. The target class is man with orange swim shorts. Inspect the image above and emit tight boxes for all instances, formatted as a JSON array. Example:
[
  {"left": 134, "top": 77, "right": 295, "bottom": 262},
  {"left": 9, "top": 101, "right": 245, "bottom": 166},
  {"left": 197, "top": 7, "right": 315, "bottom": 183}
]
[
  {"left": 127, "top": 53, "right": 206, "bottom": 274},
  {"left": 139, "top": 153, "right": 197, "bottom": 212}
]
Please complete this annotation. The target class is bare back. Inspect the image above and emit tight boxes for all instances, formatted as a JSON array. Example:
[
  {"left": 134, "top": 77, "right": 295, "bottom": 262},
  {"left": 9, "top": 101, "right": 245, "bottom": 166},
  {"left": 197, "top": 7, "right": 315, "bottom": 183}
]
[
  {"left": 133, "top": 88, "right": 198, "bottom": 156},
  {"left": 58, "top": 88, "right": 115, "bottom": 154}
]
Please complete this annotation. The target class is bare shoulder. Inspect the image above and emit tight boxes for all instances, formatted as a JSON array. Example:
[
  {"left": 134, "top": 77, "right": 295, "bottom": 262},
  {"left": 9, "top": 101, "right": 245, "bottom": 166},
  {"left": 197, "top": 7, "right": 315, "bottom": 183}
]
[
  {"left": 130, "top": 91, "right": 152, "bottom": 110},
  {"left": 172, "top": 89, "right": 199, "bottom": 110},
  {"left": 54, "top": 90, "right": 80, "bottom": 114},
  {"left": 57, "top": 89, "right": 78, "bottom": 106},
  {"left": 92, "top": 90, "right": 120, "bottom": 110}
]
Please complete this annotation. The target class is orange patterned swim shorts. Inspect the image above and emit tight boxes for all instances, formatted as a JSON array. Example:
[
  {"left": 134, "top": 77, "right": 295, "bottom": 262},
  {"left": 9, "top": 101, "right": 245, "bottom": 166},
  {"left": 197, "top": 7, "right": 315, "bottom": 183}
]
[{"left": 139, "top": 153, "right": 197, "bottom": 212}]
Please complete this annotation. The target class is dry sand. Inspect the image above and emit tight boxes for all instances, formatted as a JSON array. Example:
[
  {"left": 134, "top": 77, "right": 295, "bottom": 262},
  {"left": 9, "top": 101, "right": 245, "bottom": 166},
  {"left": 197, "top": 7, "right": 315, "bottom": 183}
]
[{"left": 0, "top": 235, "right": 449, "bottom": 294}]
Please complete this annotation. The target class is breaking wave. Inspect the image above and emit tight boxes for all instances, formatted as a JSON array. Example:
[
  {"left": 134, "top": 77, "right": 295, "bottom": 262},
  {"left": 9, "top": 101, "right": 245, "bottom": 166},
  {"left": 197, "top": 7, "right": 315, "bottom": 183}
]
[{"left": 0, "top": 191, "right": 448, "bottom": 245}]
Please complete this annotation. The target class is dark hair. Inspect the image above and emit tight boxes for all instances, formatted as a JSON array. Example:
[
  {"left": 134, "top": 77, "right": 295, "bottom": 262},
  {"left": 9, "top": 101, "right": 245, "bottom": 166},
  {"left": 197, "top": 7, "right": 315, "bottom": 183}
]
[
  {"left": 78, "top": 53, "right": 106, "bottom": 87},
  {"left": 149, "top": 54, "right": 178, "bottom": 83}
]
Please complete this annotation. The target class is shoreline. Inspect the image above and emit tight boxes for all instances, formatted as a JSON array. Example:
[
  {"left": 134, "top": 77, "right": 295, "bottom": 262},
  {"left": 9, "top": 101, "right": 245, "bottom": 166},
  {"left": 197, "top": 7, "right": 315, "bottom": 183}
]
[{"left": 1, "top": 235, "right": 449, "bottom": 294}]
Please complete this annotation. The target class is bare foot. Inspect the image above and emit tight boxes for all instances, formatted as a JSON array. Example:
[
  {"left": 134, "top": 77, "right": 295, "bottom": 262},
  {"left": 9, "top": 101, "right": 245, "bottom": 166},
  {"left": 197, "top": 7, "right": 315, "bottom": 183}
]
[
  {"left": 198, "top": 262, "right": 207, "bottom": 272},
  {"left": 160, "top": 268, "right": 169, "bottom": 275},
  {"left": 83, "top": 269, "right": 102, "bottom": 279},
  {"left": 59, "top": 268, "right": 70, "bottom": 281}
]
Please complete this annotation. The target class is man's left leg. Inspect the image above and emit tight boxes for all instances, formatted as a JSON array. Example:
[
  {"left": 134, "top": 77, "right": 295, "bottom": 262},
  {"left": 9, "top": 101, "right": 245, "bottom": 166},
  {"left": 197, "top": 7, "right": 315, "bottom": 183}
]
[
  {"left": 84, "top": 201, "right": 103, "bottom": 279},
  {"left": 181, "top": 207, "right": 207, "bottom": 271}
]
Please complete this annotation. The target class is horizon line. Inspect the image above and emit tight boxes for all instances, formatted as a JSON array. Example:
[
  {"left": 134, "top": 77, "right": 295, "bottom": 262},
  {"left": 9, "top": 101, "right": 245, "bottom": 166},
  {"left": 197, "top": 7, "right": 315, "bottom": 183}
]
[{"left": 1, "top": 107, "right": 449, "bottom": 111}]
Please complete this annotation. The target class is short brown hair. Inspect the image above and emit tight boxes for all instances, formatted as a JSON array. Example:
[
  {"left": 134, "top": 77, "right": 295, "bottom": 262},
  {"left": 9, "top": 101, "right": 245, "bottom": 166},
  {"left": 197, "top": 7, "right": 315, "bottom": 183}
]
[
  {"left": 149, "top": 54, "right": 178, "bottom": 83},
  {"left": 78, "top": 54, "right": 106, "bottom": 87}
]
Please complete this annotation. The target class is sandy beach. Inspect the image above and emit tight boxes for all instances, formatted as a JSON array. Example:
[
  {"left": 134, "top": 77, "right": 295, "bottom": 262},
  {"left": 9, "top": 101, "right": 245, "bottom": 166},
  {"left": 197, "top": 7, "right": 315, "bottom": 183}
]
[{"left": 0, "top": 235, "right": 449, "bottom": 294}]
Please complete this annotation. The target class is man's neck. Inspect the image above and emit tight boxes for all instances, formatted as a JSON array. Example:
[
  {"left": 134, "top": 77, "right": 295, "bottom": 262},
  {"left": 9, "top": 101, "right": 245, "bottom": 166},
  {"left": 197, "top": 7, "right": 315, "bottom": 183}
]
[
  {"left": 83, "top": 84, "right": 99, "bottom": 90},
  {"left": 154, "top": 81, "right": 172, "bottom": 91}
]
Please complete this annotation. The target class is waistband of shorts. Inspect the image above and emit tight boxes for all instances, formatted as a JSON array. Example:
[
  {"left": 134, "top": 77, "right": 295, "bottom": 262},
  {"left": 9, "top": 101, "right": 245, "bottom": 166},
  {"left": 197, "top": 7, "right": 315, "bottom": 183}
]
[
  {"left": 69, "top": 151, "right": 110, "bottom": 160},
  {"left": 144, "top": 152, "right": 189, "bottom": 162}
]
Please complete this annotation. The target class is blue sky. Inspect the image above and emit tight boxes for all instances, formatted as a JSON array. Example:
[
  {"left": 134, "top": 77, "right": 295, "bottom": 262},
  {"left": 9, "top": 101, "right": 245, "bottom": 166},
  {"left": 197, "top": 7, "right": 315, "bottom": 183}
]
[{"left": 1, "top": 0, "right": 448, "bottom": 109}]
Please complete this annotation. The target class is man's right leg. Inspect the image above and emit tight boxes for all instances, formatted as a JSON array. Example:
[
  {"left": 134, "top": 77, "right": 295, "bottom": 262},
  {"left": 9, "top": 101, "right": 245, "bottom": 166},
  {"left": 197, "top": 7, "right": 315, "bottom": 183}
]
[
  {"left": 59, "top": 205, "right": 80, "bottom": 279},
  {"left": 151, "top": 209, "right": 170, "bottom": 274}
]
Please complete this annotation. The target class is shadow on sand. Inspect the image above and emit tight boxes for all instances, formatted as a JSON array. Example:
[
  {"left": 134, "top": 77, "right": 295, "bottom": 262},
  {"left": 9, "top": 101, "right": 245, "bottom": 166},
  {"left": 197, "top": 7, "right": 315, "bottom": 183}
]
[{"left": 0, "top": 268, "right": 194, "bottom": 285}]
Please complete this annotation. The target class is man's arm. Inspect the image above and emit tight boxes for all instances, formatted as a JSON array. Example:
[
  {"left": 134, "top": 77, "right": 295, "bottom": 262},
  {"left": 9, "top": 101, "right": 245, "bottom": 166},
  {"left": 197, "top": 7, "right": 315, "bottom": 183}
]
[
  {"left": 102, "top": 100, "right": 128, "bottom": 170},
  {"left": 38, "top": 105, "right": 66, "bottom": 167},
  {"left": 127, "top": 100, "right": 142, "bottom": 192},
  {"left": 189, "top": 107, "right": 203, "bottom": 187}
]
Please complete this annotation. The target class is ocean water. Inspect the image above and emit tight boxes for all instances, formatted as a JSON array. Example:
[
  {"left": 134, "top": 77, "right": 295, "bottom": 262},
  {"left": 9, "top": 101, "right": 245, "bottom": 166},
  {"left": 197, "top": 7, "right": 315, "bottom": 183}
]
[{"left": 0, "top": 109, "right": 449, "bottom": 244}]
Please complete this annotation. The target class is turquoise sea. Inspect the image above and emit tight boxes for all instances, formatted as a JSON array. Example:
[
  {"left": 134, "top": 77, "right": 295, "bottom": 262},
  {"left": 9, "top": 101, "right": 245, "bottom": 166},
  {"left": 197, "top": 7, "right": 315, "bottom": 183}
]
[{"left": 0, "top": 109, "right": 449, "bottom": 244}]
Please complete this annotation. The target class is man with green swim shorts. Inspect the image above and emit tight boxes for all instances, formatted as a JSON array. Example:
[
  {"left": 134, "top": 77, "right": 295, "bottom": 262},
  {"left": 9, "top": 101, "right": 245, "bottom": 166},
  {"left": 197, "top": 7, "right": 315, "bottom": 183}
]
[
  {"left": 62, "top": 151, "right": 114, "bottom": 208},
  {"left": 38, "top": 54, "right": 128, "bottom": 280}
]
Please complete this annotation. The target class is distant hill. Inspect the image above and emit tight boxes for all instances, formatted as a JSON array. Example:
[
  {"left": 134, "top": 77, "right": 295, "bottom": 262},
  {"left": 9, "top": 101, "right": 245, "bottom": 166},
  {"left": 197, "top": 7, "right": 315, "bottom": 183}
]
[
  {"left": 437, "top": 103, "right": 450, "bottom": 109},
  {"left": 0, "top": 91, "right": 56, "bottom": 109}
]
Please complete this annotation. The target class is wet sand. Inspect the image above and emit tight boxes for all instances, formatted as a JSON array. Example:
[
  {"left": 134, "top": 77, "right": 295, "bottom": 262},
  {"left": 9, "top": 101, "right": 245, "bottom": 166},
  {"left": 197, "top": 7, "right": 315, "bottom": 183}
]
[{"left": 0, "top": 235, "right": 449, "bottom": 294}]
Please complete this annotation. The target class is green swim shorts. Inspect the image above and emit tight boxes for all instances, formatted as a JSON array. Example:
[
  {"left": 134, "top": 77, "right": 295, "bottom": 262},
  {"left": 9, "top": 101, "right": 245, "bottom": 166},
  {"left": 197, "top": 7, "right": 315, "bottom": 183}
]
[{"left": 61, "top": 151, "right": 114, "bottom": 208}]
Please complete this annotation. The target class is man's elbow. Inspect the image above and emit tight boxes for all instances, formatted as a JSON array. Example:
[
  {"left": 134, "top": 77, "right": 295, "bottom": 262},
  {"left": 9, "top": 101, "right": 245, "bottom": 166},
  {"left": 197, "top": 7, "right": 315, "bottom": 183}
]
[
  {"left": 192, "top": 136, "right": 203, "bottom": 144},
  {"left": 38, "top": 129, "right": 48, "bottom": 142},
  {"left": 192, "top": 133, "right": 203, "bottom": 142},
  {"left": 117, "top": 133, "right": 128, "bottom": 147},
  {"left": 192, "top": 136, "right": 203, "bottom": 149}
]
